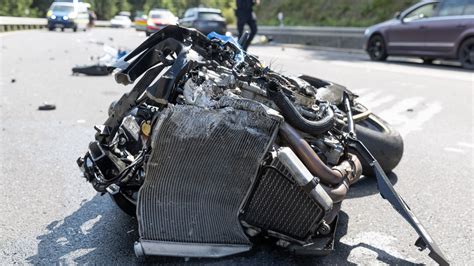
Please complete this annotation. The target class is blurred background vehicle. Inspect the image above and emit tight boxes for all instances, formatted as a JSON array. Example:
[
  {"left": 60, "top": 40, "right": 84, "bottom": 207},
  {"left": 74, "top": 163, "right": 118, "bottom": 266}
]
[
  {"left": 179, "top": 7, "right": 227, "bottom": 35},
  {"left": 110, "top": 14, "right": 132, "bottom": 28},
  {"left": 118, "top": 11, "right": 131, "bottom": 17},
  {"left": 47, "top": 1, "right": 90, "bottom": 32},
  {"left": 134, "top": 11, "right": 147, "bottom": 31},
  {"left": 146, "top": 9, "right": 178, "bottom": 36},
  {"left": 364, "top": 0, "right": 474, "bottom": 69}
]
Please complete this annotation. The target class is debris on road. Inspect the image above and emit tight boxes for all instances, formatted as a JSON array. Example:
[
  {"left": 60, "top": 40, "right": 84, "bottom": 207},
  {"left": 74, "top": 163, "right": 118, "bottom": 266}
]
[
  {"left": 11, "top": 79, "right": 16, "bottom": 83},
  {"left": 72, "top": 45, "right": 128, "bottom": 76},
  {"left": 38, "top": 103, "right": 56, "bottom": 111}
]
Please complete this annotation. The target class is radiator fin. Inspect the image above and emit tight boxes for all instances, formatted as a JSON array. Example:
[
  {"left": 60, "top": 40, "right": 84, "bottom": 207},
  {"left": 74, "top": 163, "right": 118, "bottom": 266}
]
[
  {"left": 138, "top": 105, "right": 279, "bottom": 247},
  {"left": 241, "top": 159, "right": 324, "bottom": 241}
]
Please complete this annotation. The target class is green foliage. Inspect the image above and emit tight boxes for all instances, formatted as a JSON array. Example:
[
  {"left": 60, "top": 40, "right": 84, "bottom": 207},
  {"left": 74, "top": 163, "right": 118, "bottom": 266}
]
[
  {"left": 0, "top": 0, "right": 34, "bottom": 17},
  {"left": 0, "top": 0, "right": 419, "bottom": 26},
  {"left": 255, "top": 0, "right": 418, "bottom": 27}
]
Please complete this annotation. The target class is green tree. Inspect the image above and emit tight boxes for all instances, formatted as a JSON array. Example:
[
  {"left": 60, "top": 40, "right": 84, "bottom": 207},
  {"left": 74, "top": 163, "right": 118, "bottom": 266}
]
[
  {"left": 30, "top": 0, "right": 54, "bottom": 17},
  {"left": 89, "top": 0, "right": 118, "bottom": 20},
  {"left": 117, "top": 0, "right": 131, "bottom": 12},
  {"left": 0, "top": 0, "right": 34, "bottom": 17}
]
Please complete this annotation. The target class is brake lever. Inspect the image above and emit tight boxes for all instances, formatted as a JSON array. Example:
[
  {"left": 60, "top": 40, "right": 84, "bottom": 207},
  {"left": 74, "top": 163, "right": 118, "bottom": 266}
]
[{"left": 346, "top": 138, "right": 449, "bottom": 265}]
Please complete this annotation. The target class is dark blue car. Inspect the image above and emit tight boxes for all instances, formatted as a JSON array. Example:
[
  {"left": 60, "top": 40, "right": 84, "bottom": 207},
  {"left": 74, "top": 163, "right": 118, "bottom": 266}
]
[{"left": 47, "top": 2, "right": 89, "bottom": 32}]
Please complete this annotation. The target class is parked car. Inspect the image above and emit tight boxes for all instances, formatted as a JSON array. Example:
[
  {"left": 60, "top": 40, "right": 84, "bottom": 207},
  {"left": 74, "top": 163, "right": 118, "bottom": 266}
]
[
  {"left": 47, "top": 1, "right": 89, "bottom": 32},
  {"left": 364, "top": 0, "right": 474, "bottom": 69},
  {"left": 146, "top": 9, "right": 178, "bottom": 36},
  {"left": 134, "top": 11, "right": 148, "bottom": 31},
  {"left": 179, "top": 8, "right": 227, "bottom": 35},
  {"left": 110, "top": 15, "right": 132, "bottom": 28}
]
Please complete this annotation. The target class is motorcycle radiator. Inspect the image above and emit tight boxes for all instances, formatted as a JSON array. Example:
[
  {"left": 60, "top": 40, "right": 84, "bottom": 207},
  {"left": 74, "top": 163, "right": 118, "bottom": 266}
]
[{"left": 135, "top": 104, "right": 280, "bottom": 258}]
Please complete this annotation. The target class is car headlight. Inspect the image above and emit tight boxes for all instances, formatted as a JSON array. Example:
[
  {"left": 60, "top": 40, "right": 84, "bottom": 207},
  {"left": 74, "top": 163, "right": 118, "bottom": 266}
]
[
  {"left": 63, "top": 16, "right": 69, "bottom": 20},
  {"left": 364, "top": 28, "right": 371, "bottom": 36},
  {"left": 50, "top": 15, "right": 56, "bottom": 19},
  {"left": 147, "top": 20, "right": 155, "bottom": 26}
]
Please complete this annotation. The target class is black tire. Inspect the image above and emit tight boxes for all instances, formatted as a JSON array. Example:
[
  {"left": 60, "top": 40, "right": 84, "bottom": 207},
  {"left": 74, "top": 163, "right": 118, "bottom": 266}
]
[
  {"left": 459, "top": 37, "right": 474, "bottom": 70},
  {"left": 111, "top": 192, "right": 136, "bottom": 217},
  {"left": 354, "top": 114, "right": 404, "bottom": 176},
  {"left": 422, "top": 58, "right": 434, "bottom": 64},
  {"left": 367, "top": 35, "right": 388, "bottom": 61},
  {"left": 73, "top": 26, "right": 78, "bottom": 32},
  {"left": 61, "top": 28, "right": 65, "bottom": 32},
  {"left": 48, "top": 27, "right": 54, "bottom": 31}
]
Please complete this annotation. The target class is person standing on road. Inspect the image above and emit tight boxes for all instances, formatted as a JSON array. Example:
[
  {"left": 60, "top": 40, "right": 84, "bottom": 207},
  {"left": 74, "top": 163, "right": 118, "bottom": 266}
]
[{"left": 236, "top": 0, "right": 259, "bottom": 51}]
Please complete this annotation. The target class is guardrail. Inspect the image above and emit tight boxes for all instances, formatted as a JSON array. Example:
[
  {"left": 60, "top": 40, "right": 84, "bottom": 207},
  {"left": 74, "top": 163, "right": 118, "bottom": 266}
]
[
  {"left": 0, "top": 16, "right": 111, "bottom": 32},
  {"left": 230, "top": 25, "right": 366, "bottom": 50},
  {"left": 1, "top": 16, "right": 366, "bottom": 50},
  {"left": 0, "top": 16, "right": 46, "bottom": 32}
]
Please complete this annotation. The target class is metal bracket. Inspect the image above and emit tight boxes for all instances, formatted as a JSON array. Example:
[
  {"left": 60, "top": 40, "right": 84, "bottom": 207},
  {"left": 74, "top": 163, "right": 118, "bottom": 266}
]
[{"left": 347, "top": 138, "right": 449, "bottom": 265}]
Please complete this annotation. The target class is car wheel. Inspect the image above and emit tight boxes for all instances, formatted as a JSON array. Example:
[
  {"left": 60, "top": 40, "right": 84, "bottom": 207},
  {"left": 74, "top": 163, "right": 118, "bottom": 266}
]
[
  {"left": 459, "top": 37, "right": 474, "bottom": 70},
  {"left": 48, "top": 27, "right": 54, "bottom": 31},
  {"left": 422, "top": 58, "right": 434, "bottom": 64},
  {"left": 61, "top": 28, "right": 65, "bottom": 32},
  {"left": 73, "top": 26, "right": 78, "bottom": 32},
  {"left": 367, "top": 35, "right": 388, "bottom": 61}
]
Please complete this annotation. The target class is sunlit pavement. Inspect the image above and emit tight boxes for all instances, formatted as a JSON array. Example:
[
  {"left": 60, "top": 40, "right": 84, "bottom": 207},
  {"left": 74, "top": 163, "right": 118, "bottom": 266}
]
[{"left": 0, "top": 28, "right": 472, "bottom": 265}]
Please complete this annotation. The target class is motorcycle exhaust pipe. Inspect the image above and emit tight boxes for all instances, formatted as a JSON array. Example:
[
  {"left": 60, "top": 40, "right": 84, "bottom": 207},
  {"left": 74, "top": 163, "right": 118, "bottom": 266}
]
[
  {"left": 279, "top": 122, "right": 344, "bottom": 186},
  {"left": 277, "top": 147, "right": 333, "bottom": 212},
  {"left": 279, "top": 122, "right": 362, "bottom": 202}
]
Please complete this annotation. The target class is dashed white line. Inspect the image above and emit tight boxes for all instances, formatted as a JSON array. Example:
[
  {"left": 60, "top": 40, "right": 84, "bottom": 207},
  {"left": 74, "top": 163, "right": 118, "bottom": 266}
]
[
  {"left": 457, "top": 142, "right": 474, "bottom": 149},
  {"left": 379, "top": 97, "right": 424, "bottom": 125},
  {"left": 444, "top": 147, "right": 466, "bottom": 154},
  {"left": 396, "top": 101, "right": 443, "bottom": 137},
  {"left": 364, "top": 95, "right": 396, "bottom": 109}
]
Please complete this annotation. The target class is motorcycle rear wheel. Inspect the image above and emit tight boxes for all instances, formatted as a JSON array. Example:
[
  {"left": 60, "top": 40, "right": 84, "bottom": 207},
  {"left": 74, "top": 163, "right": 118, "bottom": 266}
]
[{"left": 354, "top": 113, "right": 404, "bottom": 176}]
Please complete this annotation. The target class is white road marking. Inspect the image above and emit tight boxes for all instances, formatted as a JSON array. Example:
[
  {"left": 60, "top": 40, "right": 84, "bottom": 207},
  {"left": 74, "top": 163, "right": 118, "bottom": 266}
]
[
  {"left": 356, "top": 89, "right": 443, "bottom": 138},
  {"left": 396, "top": 102, "right": 443, "bottom": 137},
  {"left": 379, "top": 97, "right": 424, "bottom": 125},
  {"left": 357, "top": 91, "right": 382, "bottom": 106},
  {"left": 364, "top": 95, "right": 396, "bottom": 109},
  {"left": 444, "top": 147, "right": 466, "bottom": 154},
  {"left": 457, "top": 142, "right": 474, "bottom": 149}
]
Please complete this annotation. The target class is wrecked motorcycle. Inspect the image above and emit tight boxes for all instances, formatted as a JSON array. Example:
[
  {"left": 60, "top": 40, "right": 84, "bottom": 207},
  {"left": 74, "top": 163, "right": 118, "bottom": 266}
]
[{"left": 77, "top": 26, "right": 447, "bottom": 264}]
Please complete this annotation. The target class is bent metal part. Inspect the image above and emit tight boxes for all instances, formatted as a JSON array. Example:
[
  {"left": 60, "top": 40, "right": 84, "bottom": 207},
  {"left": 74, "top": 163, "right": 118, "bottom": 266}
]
[{"left": 77, "top": 26, "right": 448, "bottom": 265}]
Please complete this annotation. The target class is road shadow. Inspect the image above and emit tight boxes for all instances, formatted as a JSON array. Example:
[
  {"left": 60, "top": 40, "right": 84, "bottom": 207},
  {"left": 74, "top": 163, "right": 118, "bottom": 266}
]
[
  {"left": 27, "top": 194, "right": 138, "bottom": 264},
  {"left": 142, "top": 211, "right": 418, "bottom": 265},
  {"left": 28, "top": 175, "right": 418, "bottom": 265},
  {"left": 346, "top": 172, "right": 398, "bottom": 200}
]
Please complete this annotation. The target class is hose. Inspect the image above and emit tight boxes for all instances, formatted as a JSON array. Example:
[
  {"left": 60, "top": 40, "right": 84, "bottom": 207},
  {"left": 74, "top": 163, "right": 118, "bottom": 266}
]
[{"left": 267, "top": 81, "right": 335, "bottom": 136}]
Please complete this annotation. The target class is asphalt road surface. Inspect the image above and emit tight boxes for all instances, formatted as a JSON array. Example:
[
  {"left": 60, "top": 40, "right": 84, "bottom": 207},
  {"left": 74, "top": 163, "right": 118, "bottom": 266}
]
[{"left": 1, "top": 28, "right": 472, "bottom": 265}]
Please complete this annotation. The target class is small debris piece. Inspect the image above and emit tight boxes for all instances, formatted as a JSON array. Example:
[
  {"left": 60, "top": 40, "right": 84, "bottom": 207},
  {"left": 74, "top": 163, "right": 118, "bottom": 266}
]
[
  {"left": 407, "top": 108, "right": 414, "bottom": 112},
  {"left": 11, "top": 79, "right": 16, "bottom": 83},
  {"left": 38, "top": 103, "right": 56, "bottom": 111}
]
